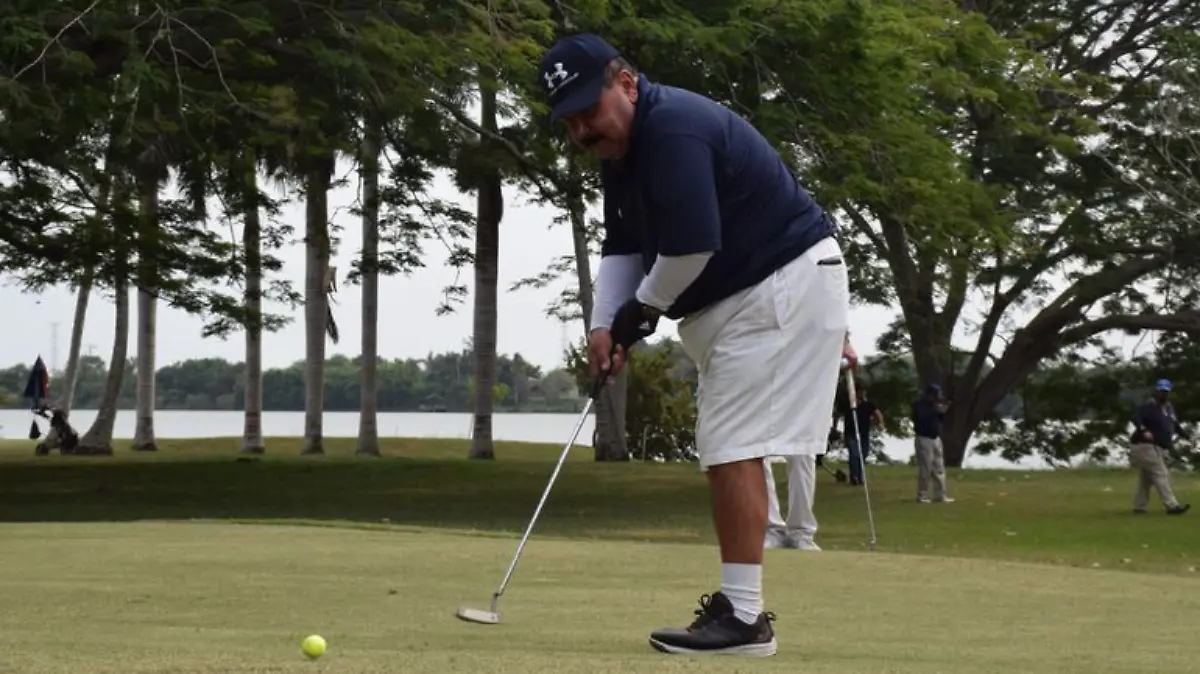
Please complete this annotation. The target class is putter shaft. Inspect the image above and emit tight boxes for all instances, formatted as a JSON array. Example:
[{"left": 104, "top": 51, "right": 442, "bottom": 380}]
[
  {"left": 846, "top": 373, "right": 878, "bottom": 549},
  {"left": 489, "top": 396, "right": 595, "bottom": 604}
]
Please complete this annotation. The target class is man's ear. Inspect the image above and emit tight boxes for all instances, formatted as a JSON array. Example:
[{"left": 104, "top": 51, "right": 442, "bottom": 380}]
[{"left": 622, "top": 71, "right": 638, "bottom": 102}]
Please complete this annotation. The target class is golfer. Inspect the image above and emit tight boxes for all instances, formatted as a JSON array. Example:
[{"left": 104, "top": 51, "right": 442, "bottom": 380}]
[
  {"left": 911, "top": 383, "right": 953, "bottom": 503},
  {"left": 1129, "top": 378, "right": 1190, "bottom": 515},
  {"left": 540, "top": 34, "right": 850, "bottom": 657},
  {"left": 837, "top": 378, "right": 883, "bottom": 486}
]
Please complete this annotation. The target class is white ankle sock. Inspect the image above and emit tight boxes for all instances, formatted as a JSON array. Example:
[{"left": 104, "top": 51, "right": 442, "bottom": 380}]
[{"left": 720, "top": 563, "right": 762, "bottom": 625}]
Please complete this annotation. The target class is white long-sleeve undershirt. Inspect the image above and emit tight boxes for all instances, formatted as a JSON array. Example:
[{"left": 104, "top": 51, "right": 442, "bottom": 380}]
[
  {"left": 590, "top": 254, "right": 644, "bottom": 330},
  {"left": 635, "top": 252, "right": 713, "bottom": 312},
  {"left": 590, "top": 252, "right": 714, "bottom": 329}
]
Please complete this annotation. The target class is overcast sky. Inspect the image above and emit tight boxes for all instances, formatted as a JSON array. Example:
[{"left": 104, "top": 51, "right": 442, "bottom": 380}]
[{"left": 0, "top": 156, "right": 1157, "bottom": 376}]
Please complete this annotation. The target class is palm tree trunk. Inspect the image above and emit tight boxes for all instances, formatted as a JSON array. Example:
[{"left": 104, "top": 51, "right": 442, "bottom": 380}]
[
  {"left": 72, "top": 46, "right": 136, "bottom": 457},
  {"left": 57, "top": 271, "right": 92, "bottom": 415},
  {"left": 302, "top": 154, "right": 333, "bottom": 455},
  {"left": 566, "top": 152, "right": 629, "bottom": 461},
  {"left": 469, "top": 76, "right": 503, "bottom": 460},
  {"left": 241, "top": 152, "right": 265, "bottom": 454},
  {"left": 130, "top": 287, "right": 157, "bottom": 450},
  {"left": 357, "top": 127, "right": 381, "bottom": 457},
  {"left": 77, "top": 278, "right": 130, "bottom": 455},
  {"left": 567, "top": 154, "right": 594, "bottom": 327},
  {"left": 131, "top": 175, "right": 158, "bottom": 451},
  {"left": 41, "top": 273, "right": 93, "bottom": 454},
  {"left": 52, "top": 102, "right": 123, "bottom": 438},
  {"left": 594, "top": 370, "right": 630, "bottom": 460}
]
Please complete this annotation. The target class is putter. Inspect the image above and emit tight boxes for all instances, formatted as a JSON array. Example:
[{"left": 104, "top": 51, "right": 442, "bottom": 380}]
[
  {"left": 818, "top": 456, "right": 848, "bottom": 483},
  {"left": 846, "top": 373, "right": 878, "bottom": 551},
  {"left": 818, "top": 429, "right": 848, "bottom": 483},
  {"left": 455, "top": 365, "right": 611, "bottom": 625}
]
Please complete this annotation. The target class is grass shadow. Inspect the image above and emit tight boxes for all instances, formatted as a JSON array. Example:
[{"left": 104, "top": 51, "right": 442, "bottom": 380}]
[{"left": 0, "top": 436, "right": 1197, "bottom": 574}]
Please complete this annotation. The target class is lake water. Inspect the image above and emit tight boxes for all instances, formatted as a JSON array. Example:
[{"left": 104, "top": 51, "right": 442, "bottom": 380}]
[{"left": 0, "top": 408, "right": 1087, "bottom": 471}]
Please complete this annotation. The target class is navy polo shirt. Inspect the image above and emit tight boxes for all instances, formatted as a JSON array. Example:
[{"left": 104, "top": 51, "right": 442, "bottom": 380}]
[
  {"left": 911, "top": 399, "right": 944, "bottom": 440},
  {"left": 600, "top": 75, "right": 836, "bottom": 319},
  {"left": 1131, "top": 400, "right": 1187, "bottom": 449}
]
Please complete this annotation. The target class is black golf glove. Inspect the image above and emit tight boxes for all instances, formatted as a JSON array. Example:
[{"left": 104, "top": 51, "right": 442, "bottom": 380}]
[{"left": 610, "top": 298, "right": 659, "bottom": 350}]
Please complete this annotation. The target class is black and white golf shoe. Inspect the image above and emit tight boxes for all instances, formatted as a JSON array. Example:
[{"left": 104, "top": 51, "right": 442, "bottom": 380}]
[{"left": 648, "top": 591, "right": 777, "bottom": 657}]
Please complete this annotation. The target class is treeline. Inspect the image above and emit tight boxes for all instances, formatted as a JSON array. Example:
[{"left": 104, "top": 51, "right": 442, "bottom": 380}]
[
  {"left": 0, "top": 352, "right": 582, "bottom": 413},
  {"left": 565, "top": 338, "right": 1200, "bottom": 468}
]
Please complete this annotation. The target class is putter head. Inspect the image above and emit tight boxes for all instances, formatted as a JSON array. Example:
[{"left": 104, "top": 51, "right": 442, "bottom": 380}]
[{"left": 456, "top": 606, "right": 501, "bottom": 624}]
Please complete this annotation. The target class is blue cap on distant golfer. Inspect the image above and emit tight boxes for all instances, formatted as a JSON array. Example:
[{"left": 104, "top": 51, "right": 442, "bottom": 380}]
[
  {"left": 1155, "top": 378, "right": 1172, "bottom": 392},
  {"left": 539, "top": 34, "right": 620, "bottom": 122},
  {"left": 925, "top": 383, "right": 942, "bottom": 396}
]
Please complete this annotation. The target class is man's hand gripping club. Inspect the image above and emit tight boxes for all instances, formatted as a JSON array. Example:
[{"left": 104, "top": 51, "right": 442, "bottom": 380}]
[{"left": 587, "top": 298, "right": 660, "bottom": 396}]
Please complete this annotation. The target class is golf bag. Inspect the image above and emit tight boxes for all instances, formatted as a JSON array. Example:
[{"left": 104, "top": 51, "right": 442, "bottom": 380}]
[
  {"left": 817, "top": 425, "right": 849, "bottom": 483},
  {"left": 33, "top": 405, "right": 80, "bottom": 455}
]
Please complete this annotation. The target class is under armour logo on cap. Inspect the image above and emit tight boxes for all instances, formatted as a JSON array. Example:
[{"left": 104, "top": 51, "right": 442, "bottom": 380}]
[{"left": 542, "top": 62, "right": 577, "bottom": 96}]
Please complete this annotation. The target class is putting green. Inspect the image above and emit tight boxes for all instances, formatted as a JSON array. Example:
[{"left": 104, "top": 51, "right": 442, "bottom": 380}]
[{"left": 0, "top": 521, "right": 1195, "bottom": 673}]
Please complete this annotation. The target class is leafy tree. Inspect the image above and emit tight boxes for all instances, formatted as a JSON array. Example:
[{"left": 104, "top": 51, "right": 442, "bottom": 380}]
[
  {"left": 566, "top": 338, "right": 698, "bottom": 461},
  {"left": 787, "top": 0, "right": 1200, "bottom": 465},
  {"left": 623, "top": 341, "right": 698, "bottom": 462}
]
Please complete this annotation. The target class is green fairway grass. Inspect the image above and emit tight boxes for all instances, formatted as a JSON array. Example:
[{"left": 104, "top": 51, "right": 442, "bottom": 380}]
[
  {"left": 0, "top": 522, "right": 1197, "bottom": 673},
  {"left": 0, "top": 436, "right": 1196, "bottom": 672}
]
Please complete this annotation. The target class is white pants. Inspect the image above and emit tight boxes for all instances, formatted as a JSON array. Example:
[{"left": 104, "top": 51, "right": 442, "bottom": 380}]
[
  {"left": 678, "top": 236, "right": 850, "bottom": 469},
  {"left": 764, "top": 455, "right": 817, "bottom": 538}
]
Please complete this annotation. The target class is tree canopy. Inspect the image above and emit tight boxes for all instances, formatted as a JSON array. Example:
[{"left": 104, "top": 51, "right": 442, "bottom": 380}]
[{"left": 0, "top": 0, "right": 1196, "bottom": 464}]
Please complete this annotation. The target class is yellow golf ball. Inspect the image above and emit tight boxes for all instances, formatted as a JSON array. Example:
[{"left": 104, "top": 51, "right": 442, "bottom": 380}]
[{"left": 301, "top": 634, "right": 327, "bottom": 659}]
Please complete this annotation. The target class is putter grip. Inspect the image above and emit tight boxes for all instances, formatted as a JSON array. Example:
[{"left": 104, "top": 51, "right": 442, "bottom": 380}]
[
  {"left": 588, "top": 344, "right": 619, "bottom": 400},
  {"left": 588, "top": 373, "right": 604, "bottom": 400}
]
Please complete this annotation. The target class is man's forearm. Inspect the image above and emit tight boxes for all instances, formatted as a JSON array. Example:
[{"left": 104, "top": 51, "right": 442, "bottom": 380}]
[
  {"left": 635, "top": 252, "right": 714, "bottom": 312},
  {"left": 591, "top": 254, "right": 645, "bottom": 330}
]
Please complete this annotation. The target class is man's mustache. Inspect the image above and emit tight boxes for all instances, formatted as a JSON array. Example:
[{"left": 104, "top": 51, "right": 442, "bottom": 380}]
[{"left": 579, "top": 134, "right": 603, "bottom": 148}]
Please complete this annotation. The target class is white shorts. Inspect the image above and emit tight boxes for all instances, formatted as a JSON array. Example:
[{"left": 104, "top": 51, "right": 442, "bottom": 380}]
[{"left": 677, "top": 236, "right": 849, "bottom": 470}]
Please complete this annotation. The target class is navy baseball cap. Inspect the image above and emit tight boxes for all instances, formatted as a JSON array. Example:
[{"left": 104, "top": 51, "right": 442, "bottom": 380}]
[
  {"left": 539, "top": 34, "right": 620, "bottom": 122},
  {"left": 1155, "top": 378, "right": 1172, "bottom": 392}
]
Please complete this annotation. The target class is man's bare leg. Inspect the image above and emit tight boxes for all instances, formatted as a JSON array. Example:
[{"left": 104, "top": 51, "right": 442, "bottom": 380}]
[
  {"left": 647, "top": 455, "right": 778, "bottom": 655},
  {"left": 707, "top": 457, "right": 768, "bottom": 624}
]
